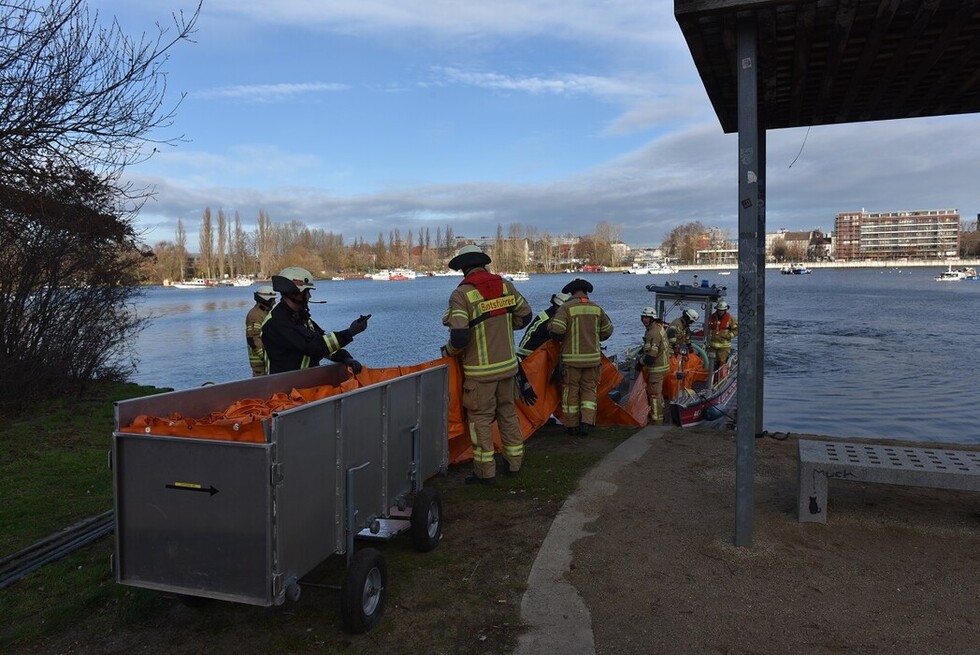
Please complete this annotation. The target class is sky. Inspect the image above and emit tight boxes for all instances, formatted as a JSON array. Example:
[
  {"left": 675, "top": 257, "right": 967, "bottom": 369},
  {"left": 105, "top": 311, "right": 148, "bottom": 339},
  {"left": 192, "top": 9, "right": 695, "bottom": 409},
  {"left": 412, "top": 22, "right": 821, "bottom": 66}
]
[{"left": 94, "top": 0, "right": 980, "bottom": 248}]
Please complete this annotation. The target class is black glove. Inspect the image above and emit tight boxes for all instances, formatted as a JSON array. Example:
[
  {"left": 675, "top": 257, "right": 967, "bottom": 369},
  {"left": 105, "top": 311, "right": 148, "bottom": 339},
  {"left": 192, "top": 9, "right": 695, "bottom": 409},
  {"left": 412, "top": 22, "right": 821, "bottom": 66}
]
[
  {"left": 643, "top": 354, "right": 655, "bottom": 366},
  {"left": 634, "top": 359, "right": 643, "bottom": 371},
  {"left": 348, "top": 314, "right": 371, "bottom": 336},
  {"left": 344, "top": 358, "right": 362, "bottom": 374},
  {"left": 515, "top": 364, "right": 537, "bottom": 406}
]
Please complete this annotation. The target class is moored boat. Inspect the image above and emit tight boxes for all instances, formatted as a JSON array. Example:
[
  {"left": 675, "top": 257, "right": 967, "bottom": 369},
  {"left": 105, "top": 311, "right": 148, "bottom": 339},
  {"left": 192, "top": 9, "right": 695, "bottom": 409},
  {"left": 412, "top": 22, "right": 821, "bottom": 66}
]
[
  {"left": 172, "top": 278, "right": 216, "bottom": 289},
  {"left": 502, "top": 271, "right": 530, "bottom": 282}
]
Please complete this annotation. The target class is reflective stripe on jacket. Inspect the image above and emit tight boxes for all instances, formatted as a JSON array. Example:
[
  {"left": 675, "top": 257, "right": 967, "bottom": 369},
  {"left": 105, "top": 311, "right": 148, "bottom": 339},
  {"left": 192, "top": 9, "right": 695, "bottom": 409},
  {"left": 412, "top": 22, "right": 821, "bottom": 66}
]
[
  {"left": 444, "top": 270, "right": 532, "bottom": 381},
  {"left": 707, "top": 312, "right": 738, "bottom": 349},
  {"left": 643, "top": 322, "right": 670, "bottom": 374},
  {"left": 549, "top": 296, "right": 613, "bottom": 367},
  {"left": 245, "top": 303, "right": 271, "bottom": 370}
]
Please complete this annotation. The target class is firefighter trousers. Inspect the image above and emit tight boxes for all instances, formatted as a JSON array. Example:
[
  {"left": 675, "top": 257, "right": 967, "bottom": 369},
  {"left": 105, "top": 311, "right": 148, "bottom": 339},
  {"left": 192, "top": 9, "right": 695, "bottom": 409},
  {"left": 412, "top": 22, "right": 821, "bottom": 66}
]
[
  {"left": 646, "top": 371, "right": 666, "bottom": 425},
  {"left": 462, "top": 376, "right": 524, "bottom": 479},
  {"left": 561, "top": 364, "right": 600, "bottom": 428}
]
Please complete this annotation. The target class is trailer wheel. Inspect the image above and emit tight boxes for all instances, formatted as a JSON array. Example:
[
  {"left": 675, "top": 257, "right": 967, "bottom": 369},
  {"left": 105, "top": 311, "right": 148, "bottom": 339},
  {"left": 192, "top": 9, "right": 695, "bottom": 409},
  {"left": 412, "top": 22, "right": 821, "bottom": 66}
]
[
  {"left": 410, "top": 487, "right": 442, "bottom": 552},
  {"left": 341, "top": 548, "right": 387, "bottom": 633}
]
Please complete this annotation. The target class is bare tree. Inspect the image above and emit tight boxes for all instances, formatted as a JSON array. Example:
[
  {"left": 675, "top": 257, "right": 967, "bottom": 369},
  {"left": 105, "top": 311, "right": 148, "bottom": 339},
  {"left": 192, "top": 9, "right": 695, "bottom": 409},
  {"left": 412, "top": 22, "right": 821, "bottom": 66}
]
[
  {"left": 175, "top": 217, "right": 187, "bottom": 280},
  {"left": 216, "top": 209, "right": 227, "bottom": 279},
  {"left": 257, "top": 209, "right": 274, "bottom": 277},
  {"left": 198, "top": 207, "right": 213, "bottom": 278},
  {"left": 0, "top": 0, "right": 200, "bottom": 407}
]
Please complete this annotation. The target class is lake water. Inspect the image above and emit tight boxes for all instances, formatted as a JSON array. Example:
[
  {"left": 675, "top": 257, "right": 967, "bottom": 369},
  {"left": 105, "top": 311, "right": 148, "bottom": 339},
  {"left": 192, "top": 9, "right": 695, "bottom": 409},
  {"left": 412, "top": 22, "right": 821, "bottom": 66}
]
[{"left": 129, "top": 268, "right": 980, "bottom": 444}]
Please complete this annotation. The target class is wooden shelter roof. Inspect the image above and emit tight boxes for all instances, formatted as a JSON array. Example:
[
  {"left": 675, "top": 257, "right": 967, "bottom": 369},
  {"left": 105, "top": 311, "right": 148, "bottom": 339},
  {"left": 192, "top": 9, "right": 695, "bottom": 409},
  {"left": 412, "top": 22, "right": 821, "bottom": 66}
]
[{"left": 675, "top": 0, "right": 980, "bottom": 133}]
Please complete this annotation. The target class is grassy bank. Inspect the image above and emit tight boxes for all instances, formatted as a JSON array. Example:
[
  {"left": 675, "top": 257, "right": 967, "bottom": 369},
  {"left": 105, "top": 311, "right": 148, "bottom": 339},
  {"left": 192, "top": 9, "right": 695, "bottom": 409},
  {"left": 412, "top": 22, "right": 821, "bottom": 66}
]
[{"left": 0, "top": 384, "right": 637, "bottom": 653}]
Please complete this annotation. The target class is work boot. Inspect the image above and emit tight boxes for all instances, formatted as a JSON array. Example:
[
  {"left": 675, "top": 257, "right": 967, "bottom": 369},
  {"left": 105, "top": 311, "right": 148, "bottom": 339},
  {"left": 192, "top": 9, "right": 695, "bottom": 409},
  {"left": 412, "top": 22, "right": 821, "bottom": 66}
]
[
  {"left": 464, "top": 473, "right": 496, "bottom": 486},
  {"left": 565, "top": 426, "right": 580, "bottom": 435},
  {"left": 579, "top": 423, "right": 591, "bottom": 436},
  {"left": 496, "top": 456, "right": 520, "bottom": 479}
]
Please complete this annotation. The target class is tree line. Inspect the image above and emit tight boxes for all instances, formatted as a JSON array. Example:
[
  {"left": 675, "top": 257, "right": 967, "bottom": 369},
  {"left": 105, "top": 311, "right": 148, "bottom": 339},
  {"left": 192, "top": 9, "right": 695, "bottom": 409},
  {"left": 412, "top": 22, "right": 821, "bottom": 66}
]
[{"left": 141, "top": 213, "right": 629, "bottom": 282}]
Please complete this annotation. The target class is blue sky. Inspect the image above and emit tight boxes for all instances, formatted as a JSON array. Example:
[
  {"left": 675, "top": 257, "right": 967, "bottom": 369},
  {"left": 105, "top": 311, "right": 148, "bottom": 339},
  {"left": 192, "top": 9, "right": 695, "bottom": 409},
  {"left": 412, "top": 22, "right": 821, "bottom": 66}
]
[{"left": 95, "top": 0, "right": 980, "bottom": 248}]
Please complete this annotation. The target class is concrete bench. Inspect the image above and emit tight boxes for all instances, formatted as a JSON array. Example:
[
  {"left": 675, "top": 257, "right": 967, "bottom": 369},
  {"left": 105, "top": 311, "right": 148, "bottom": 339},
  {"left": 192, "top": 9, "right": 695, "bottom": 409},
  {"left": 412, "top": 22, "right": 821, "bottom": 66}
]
[{"left": 798, "top": 439, "right": 980, "bottom": 523}]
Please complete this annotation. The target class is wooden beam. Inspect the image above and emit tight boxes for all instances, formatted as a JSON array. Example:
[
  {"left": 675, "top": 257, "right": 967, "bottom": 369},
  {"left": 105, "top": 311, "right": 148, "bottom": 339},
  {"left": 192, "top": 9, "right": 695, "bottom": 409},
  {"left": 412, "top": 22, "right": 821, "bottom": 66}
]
[{"left": 836, "top": 0, "right": 902, "bottom": 122}]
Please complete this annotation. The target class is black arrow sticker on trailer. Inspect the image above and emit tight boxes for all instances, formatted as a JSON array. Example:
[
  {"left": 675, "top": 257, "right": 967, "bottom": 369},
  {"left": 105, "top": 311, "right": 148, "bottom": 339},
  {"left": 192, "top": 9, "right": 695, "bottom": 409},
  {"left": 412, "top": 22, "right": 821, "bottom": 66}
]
[{"left": 166, "top": 482, "right": 219, "bottom": 496}]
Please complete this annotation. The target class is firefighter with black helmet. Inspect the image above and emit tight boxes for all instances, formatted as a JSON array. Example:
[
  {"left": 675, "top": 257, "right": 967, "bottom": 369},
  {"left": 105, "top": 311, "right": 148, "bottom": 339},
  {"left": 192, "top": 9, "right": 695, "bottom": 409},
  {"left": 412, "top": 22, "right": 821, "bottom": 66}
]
[
  {"left": 245, "top": 285, "right": 276, "bottom": 376},
  {"left": 548, "top": 278, "right": 613, "bottom": 435},
  {"left": 261, "top": 266, "right": 371, "bottom": 374},
  {"left": 442, "top": 245, "right": 532, "bottom": 485}
]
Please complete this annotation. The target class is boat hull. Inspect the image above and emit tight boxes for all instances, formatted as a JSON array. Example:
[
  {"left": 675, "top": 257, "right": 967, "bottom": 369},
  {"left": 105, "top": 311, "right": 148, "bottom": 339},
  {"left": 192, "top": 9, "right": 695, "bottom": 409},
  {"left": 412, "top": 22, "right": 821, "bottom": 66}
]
[{"left": 672, "top": 374, "right": 737, "bottom": 427}]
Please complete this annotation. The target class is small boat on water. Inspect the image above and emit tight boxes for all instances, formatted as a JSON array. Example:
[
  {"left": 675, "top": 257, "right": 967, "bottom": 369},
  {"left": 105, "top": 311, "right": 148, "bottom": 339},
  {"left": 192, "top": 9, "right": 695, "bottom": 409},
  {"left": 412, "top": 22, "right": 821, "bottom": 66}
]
[
  {"left": 172, "top": 278, "right": 216, "bottom": 289},
  {"left": 935, "top": 265, "right": 978, "bottom": 281},
  {"left": 616, "top": 280, "right": 737, "bottom": 427},
  {"left": 366, "top": 268, "right": 418, "bottom": 281},
  {"left": 430, "top": 270, "right": 464, "bottom": 277},
  {"left": 623, "top": 262, "right": 679, "bottom": 275},
  {"left": 502, "top": 271, "right": 530, "bottom": 282},
  {"left": 780, "top": 263, "right": 811, "bottom": 275}
]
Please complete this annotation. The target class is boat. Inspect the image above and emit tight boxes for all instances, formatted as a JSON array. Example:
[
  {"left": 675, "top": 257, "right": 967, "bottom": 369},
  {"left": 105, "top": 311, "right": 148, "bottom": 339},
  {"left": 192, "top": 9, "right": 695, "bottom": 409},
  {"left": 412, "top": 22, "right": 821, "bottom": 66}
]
[
  {"left": 172, "top": 278, "right": 216, "bottom": 289},
  {"left": 217, "top": 275, "right": 254, "bottom": 287},
  {"left": 623, "top": 262, "right": 679, "bottom": 275},
  {"left": 431, "top": 270, "right": 464, "bottom": 277},
  {"left": 780, "top": 263, "right": 811, "bottom": 275},
  {"left": 502, "top": 271, "right": 530, "bottom": 282},
  {"left": 935, "top": 265, "right": 978, "bottom": 281},
  {"left": 616, "top": 280, "right": 737, "bottom": 428},
  {"left": 367, "top": 268, "right": 417, "bottom": 281}
]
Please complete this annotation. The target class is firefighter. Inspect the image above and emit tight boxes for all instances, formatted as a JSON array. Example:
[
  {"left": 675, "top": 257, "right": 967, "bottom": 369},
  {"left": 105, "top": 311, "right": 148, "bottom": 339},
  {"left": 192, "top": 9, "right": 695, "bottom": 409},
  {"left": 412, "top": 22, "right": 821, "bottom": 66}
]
[
  {"left": 637, "top": 306, "right": 670, "bottom": 425},
  {"left": 516, "top": 291, "right": 571, "bottom": 359},
  {"left": 706, "top": 299, "right": 738, "bottom": 368},
  {"left": 442, "top": 245, "right": 532, "bottom": 485},
  {"left": 669, "top": 308, "right": 699, "bottom": 352},
  {"left": 261, "top": 266, "right": 370, "bottom": 374},
  {"left": 245, "top": 285, "right": 276, "bottom": 376},
  {"left": 548, "top": 278, "right": 613, "bottom": 435}
]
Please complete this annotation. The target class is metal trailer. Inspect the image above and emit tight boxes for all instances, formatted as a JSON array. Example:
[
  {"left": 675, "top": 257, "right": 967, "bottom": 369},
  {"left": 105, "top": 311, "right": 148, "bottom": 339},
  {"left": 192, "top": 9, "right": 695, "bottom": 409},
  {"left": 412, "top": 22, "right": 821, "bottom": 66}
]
[{"left": 111, "top": 364, "right": 449, "bottom": 633}]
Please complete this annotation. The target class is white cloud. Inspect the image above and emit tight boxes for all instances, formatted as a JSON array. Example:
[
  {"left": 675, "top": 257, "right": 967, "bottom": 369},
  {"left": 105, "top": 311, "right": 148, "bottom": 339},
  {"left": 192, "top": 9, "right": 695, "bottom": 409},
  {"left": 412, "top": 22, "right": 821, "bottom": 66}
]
[{"left": 195, "top": 82, "right": 348, "bottom": 102}]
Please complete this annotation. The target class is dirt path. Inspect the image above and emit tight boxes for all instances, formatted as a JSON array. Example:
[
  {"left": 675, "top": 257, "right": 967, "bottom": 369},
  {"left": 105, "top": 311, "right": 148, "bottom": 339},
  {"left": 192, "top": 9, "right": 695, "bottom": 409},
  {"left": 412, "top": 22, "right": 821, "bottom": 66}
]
[{"left": 566, "top": 429, "right": 980, "bottom": 654}]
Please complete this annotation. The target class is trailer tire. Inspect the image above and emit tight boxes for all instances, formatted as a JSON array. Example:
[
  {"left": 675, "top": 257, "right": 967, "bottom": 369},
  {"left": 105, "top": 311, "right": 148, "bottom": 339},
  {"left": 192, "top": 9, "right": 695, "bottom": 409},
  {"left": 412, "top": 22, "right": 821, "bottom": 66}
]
[
  {"left": 341, "top": 548, "right": 387, "bottom": 633},
  {"left": 410, "top": 487, "right": 443, "bottom": 552}
]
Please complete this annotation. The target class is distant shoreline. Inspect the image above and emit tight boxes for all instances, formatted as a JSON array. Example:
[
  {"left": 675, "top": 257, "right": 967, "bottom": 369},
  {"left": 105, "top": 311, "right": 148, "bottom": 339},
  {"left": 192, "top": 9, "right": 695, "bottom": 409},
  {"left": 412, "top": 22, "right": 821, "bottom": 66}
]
[{"left": 670, "top": 258, "right": 980, "bottom": 272}]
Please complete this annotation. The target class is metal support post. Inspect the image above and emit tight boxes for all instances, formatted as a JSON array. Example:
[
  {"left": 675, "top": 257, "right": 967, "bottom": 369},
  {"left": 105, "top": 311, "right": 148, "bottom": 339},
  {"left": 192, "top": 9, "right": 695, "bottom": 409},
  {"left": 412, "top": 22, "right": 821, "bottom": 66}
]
[{"left": 735, "top": 18, "right": 761, "bottom": 547}]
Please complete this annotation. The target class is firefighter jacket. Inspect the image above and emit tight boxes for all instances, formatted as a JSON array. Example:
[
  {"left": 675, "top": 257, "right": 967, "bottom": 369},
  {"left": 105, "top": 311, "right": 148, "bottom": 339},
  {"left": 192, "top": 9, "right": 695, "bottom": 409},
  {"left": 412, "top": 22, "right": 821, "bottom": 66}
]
[
  {"left": 642, "top": 321, "right": 671, "bottom": 374},
  {"left": 245, "top": 302, "right": 272, "bottom": 373},
  {"left": 517, "top": 305, "right": 558, "bottom": 358},
  {"left": 668, "top": 317, "right": 691, "bottom": 349},
  {"left": 707, "top": 311, "right": 738, "bottom": 349},
  {"left": 442, "top": 267, "right": 532, "bottom": 382},
  {"left": 261, "top": 301, "right": 353, "bottom": 374},
  {"left": 548, "top": 296, "right": 613, "bottom": 367}
]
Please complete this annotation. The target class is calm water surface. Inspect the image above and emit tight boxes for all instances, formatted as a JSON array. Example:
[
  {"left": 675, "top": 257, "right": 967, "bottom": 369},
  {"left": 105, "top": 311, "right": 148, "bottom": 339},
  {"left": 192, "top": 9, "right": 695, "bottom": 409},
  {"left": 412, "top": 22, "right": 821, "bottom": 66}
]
[{"left": 130, "top": 268, "right": 980, "bottom": 444}]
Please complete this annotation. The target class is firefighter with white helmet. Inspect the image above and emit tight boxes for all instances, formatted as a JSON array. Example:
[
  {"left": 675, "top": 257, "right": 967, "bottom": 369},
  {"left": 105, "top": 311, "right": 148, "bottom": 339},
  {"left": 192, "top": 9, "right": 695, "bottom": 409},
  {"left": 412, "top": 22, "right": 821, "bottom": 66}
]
[
  {"left": 517, "top": 291, "right": 571, "bottom": 359},
  {"left": 638, "top": 306, "right": 670, "bottom": 425},
  {"left": 707, "top": 298, "right": 738, "bottom": 368},
  {"left": 668, "top": 307, "right": 699, "bottom": 352},
  {"left": 245, "top": 285, "right": 276, "bottom": 376},
  {"left": 261, "top": 266, "right": 371, "bottom": 374}
]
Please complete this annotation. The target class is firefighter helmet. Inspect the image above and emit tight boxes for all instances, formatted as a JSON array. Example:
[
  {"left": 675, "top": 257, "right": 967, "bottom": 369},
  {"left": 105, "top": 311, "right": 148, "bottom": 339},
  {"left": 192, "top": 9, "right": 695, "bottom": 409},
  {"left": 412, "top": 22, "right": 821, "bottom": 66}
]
[
  {"left": 448, "top": 245, "right": 491, "bottom": 271},
  {"left": 551, "top": 292, "right": 572, "bottom": 306},
  {"left": 683, "top": 308, "right": 699, "bottom": 322},
  {"left": 272, "top": 266, "right": 316, "bottom": 295},
  {"left": 716, "top": 300, "right": 729, "bottom": 311},
  {"left": 254, "top": 285, "right": 276, "bottom": 304},
  {"left": 641, "top": 306, "right": 658, "bottom": 319}
]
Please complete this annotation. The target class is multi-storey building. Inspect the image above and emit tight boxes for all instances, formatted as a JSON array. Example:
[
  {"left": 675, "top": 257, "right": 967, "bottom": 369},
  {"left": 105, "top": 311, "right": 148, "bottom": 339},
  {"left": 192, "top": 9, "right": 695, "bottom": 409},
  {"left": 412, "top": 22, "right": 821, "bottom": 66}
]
[{"left": 835, "top": 209, "right": 960, "bottom": 261}]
